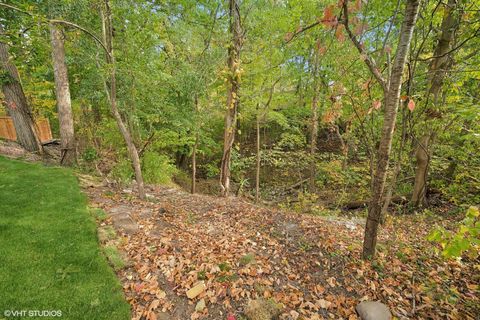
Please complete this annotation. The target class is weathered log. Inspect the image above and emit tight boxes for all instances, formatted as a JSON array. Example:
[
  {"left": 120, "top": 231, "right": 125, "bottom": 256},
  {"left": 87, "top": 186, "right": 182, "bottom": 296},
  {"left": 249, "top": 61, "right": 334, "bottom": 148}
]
[{"left": 343, "top": 195, "right": 408, "bottom": 210}]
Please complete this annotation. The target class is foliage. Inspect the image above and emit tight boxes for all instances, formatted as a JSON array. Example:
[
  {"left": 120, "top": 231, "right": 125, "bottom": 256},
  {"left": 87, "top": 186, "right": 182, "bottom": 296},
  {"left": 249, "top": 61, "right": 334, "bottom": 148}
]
[
  {"left": 428, "top": 206, "right": 480, "bottom": 259},
  {"left": 142, "top": 151, "right": 177, "bottom": 185},
  {"left": 110, "top": 158, "right": 134, "bottom": 183},
  {"left": 2, "top": 0, "right": 478, "bottom": 207},
  {"left": 81, "top": 147, "right": 99, "bottom": 163}
]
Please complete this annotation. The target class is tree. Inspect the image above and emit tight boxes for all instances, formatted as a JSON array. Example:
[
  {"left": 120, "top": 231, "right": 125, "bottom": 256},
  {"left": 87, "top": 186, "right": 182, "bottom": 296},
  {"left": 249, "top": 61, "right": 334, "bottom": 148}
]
[
  {"left": 0, "top": 26, "right": 42, "bottom": 153},
  {"left": 411, "top": 0, "right": 461, "bottom": 207},
  {"left": 220, "top": 0, "right": 243, "bottom": 197},
  {"left": 342, "top": 0, "right": 421, "bottom": 258},
  {"left": 101, "top": 0, "right": 145, "bottom": 199},
  {"left": 49, "top": 23, "right": 76, "bottom": 165},
  {"left": 309, "top": 47, "right": 320, "bottom": 189}
]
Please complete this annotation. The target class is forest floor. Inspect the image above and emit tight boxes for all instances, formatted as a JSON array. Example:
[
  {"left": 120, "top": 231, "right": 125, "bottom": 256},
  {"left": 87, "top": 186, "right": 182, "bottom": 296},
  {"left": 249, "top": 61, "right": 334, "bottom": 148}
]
[{"left": 83, "top": 180, "right": 479, "bottom": 320}]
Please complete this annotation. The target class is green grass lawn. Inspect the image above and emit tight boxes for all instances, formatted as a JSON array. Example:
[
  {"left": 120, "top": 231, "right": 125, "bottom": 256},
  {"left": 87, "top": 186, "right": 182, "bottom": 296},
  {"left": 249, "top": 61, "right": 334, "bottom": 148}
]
[{"left": 0, "top": 157, "right": 130, "bottom": 320}]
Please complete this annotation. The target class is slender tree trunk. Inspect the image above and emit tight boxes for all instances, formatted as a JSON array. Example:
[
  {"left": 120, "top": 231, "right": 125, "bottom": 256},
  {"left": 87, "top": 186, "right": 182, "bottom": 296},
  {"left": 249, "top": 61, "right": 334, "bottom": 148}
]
[
  {"left": 191, "top": 133, "right": 198, "bottom": 194},
  {"left": 333, "top": 124, "right": 348, "bottom": 169},
  {"left": 309, "top": 51, "right": 320, "bottom": 190},
  {"left": 411, "top": 0, "right": 459, "bottom": 206},
  {"left": 191, "top": 95, "right": 199, "bottom": 194},
  {"left": 102, "top": 0, "right": 145, "bottom": 199},
  {"left": 50, "top": 23, "right": 76, "bottom": 165},
  {"left": 220, "top": 0, "right": 242, "bottom": 197},
  {"left": 0, "top": 29, "right": 42, "bottom": 152},
  {"left": 380, "top": 101, "right": 408, "bottom": 222},
  {"left": 363, "top": 0, "right": 420, "bottom": 259},
  {"left": 411, "top": 134, "right": 430, "bottom": 206},
  {"left": 255, "top": 105, "right": 261, "bottom": 203}
]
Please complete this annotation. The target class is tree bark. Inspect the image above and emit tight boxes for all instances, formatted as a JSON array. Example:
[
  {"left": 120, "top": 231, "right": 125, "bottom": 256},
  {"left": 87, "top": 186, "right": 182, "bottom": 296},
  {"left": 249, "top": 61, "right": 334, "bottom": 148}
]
[
  {"left": 102, "top": 0, "right": 145, "bottom": 199},
  {"left": 362, "top": 0, "right": 420, "bottom": 259},
  {"left": 220, "top": 0, "right": 242, "bottom": 197},
  {"left": 191, "top": 133, "right": 198, "bottom": 194},
  {"left": 411, "top": 134, "right": 430, "bottom": 207},
  {"left": 411, "top": 0, "right": 459, "bottom": 206},
  {"left": 309, "top": 50, "right": 320, "bottom": 190},
  {"left": 255, "top": 105, "right": 260, "bottom": 203},
  {"left": 191, "top": 95, "right": 199, "bottom": 194},
  {"left": 50, "top": 23, "right": 76, "bottom": 165},
  {"left": 0, "top": 29, "right": 42, "bottom": 153},
  {"left": 428, "top": 0, "right": 459, "bottom": 103}
]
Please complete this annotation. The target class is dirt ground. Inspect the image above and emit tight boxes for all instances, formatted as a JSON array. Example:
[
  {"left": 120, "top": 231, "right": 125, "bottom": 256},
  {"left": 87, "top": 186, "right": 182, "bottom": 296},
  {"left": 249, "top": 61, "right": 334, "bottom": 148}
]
[{"left": 83, "top": 181, "right": 478, "bottom": 320}]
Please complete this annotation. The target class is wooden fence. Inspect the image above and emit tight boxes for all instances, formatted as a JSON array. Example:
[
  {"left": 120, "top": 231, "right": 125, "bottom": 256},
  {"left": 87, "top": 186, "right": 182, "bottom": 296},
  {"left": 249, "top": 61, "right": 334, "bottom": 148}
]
[{"left": 0, "top": 116, "right": 53, "bottom": 143}]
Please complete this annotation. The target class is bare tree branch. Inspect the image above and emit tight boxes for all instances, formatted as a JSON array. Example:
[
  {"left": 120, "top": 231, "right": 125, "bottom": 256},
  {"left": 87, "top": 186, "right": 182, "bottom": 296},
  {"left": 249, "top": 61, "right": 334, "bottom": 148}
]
[
  {"left": 0, "top": 3, "right": 111, "bottom": 58},
  {"left": 341, "top": 1, "right": 388, "bottom": 92}
]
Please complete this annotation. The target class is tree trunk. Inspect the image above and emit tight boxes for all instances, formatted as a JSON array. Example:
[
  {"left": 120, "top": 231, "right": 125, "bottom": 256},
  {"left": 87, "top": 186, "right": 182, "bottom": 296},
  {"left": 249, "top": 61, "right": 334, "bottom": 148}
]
[
  {"left": 50, "top": 23, "right": 76, "bottom": 165},
  {"left": 0, "top": 29, "right": 42, "bottom": 153},
  {"left": 411, "top": 134, "right": 430, "bottom": 207},
  {"left": 411, "top": 0, "right": 459, "bottom": 206},
  {"left": 219, "top": 0, "right": 242, "bottom": 197},
  {"left": 102, "top": 0, "right": 145, "bottom": 199},
  {"left": 333, "top": 124, "right": 348, "bottom": 169},
  {"left": 309, "top": 50, "right": 320, "bottom": 190},
  {"left": 428, "top": 0, "right": 458, "bottom": 103},
  {"left": 191, "top": 132, "right": 198, "bottom": 194},
  {"left": 363, "top": 0, "right": 420, "bottom": 259},
  {"left": 191, "top": 95, "right": 199, "bottom": 194},
  {"left": 255, "top": 106, "right": 260, "bottom": 203}
]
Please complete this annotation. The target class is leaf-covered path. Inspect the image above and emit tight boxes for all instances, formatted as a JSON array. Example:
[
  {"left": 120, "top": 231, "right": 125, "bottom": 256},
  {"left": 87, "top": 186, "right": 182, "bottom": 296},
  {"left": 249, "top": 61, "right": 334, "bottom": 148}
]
[{"left": 84, "top": 183, "right": 478, "bottom": 320}]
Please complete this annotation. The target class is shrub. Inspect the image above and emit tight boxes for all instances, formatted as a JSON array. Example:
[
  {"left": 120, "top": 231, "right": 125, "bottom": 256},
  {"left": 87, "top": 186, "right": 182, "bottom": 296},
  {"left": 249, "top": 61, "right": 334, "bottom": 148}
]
[
  {"left": 428, "top": 206, "right": 479, "bottom": 259},
  {"left": 142, "top": 151, "right": 177, "bottom": 185},
  {"left": 81, "top": 147, "right": 99, "bottom": 162},
  {"left": 110, "top": 158, "right": 134, "bottom": 183}
]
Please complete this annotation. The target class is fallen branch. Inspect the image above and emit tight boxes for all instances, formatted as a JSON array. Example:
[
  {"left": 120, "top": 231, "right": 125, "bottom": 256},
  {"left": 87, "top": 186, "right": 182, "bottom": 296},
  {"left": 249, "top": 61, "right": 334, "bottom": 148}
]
[
  {"left": 343, "top": 195, "right": 407, "bottom": 210},
  {"left": 279, "top": 178, "right": 309, "bottom": 195}
]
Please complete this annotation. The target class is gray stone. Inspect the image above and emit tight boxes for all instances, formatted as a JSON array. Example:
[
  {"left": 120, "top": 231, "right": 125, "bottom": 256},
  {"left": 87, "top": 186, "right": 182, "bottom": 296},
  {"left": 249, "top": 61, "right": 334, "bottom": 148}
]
[
  {"left": 112, "top": 216, "right": 138, "bottom": 234},
  {"left": 156, "top": 312, "right": 171, "bottom": 320},
  {"left": 356, "top": 301, "right": 392, "bottom": 320},
  {"left": 195, "top": 299, "right": 206, "bottom": 312},
  {"left": 109, "top": 205, "right": 132, "bottom": 216}
]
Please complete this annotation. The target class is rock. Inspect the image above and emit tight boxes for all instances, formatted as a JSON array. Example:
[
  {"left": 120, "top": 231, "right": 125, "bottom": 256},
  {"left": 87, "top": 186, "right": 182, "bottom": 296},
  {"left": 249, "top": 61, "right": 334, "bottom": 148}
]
[
  {"left": 109, "top": 205, "right": 133, "bottom": 216},
  {"left": 77, "top": 174, "right": 103, "bottom": 188},
  {"left": 156, "top": 312, "right": 171, "bottom": 320},
  {"left": 112, "top": 216, "right": 138, "bottom": 234},
  {"left": 244, "top": 298, "right": 282, "bottom": 320},
  {"left": 186, "top": 281, "right": 206, "bottom": 299},
  {"left": 195, "top": 298, "right": 206, "bottom": 312},
  {"left": 356, "top": 301, "right": 392, "bottom": 320}
]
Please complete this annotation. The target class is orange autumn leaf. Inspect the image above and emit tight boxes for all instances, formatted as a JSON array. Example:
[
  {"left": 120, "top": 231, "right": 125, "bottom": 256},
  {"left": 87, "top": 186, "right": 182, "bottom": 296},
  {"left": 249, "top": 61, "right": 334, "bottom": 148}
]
[
  {"left": 335, "top": 25, "right": 346, "bottom": 42},
  {"left": 408, "top": 98, "right": 415, "bottom": 111},
  {"left": 355, "top": 0, "right": 362, "bottom": 11},
  {"left": 321, "top": 5, "right": 338, "bottom": 28}
]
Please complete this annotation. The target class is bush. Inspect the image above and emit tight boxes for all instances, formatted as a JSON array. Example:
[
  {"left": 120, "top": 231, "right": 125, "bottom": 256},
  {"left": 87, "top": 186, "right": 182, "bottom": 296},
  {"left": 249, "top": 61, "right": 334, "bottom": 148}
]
[
  {"left": 81, "top": 147, "right": 99, "bottom": 162},
  {"left": 110, "top": 158, "right": 134, "bottom": 183},
  {"left": 142, "top": 151, "right": 177, "bottom": 185},
  {"left": 428, "top": 206, "right": 479, "bottom": 259},
  {"left": 201, "top": 162, "right": 220, "bottom": 178}
]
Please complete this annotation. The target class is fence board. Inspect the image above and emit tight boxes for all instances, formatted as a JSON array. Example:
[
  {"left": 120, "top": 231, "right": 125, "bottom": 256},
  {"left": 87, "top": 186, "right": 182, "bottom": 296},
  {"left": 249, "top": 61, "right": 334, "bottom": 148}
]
[
  {"left": 0, "top": 116, "right": 53, "bottom": 143},
  {"left": 0, "top": 116, "right": 16, "bottom": 141}
]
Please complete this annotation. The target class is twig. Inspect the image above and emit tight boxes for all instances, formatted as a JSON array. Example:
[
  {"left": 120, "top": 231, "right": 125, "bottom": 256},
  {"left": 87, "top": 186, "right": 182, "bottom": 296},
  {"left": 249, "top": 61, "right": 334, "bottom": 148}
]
[
  {"left": 341, "top": 1, "right": 388, "bottom": 92},
  {"left": 0, "top": 3, "right": 111, "bottom": 57}
]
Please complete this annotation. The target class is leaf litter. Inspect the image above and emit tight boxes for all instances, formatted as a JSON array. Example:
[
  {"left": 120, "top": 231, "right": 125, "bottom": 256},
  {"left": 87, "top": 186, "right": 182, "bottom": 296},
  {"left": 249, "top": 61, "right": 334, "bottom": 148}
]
[{"left": 84, "top": 184, "right": 479, "bottom": 320}]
